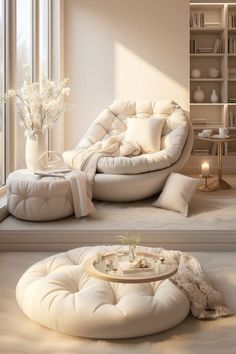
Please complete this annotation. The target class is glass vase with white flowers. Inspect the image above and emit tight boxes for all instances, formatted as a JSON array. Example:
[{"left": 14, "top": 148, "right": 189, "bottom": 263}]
[{"left": 4, "top": 74, "right": 71, "bottom": 171}]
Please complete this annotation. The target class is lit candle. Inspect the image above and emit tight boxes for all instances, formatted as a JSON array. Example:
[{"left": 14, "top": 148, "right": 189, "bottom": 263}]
[{"left": 201, "top": 162, "right": 210, "bottom": 177}]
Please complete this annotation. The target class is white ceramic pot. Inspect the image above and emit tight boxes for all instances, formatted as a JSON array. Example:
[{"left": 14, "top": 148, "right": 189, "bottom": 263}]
[
  {"left": 191, "top": 69, "right": 201, "bottom": 78},
  {"left": 193, "top": 86, "right": 205, "bottom": 103},
  {"left": 25, "top": 131, "right": 46, "bottom": 172},
  {"left": 210, "top": 89, "right": 219, "bottom": 103}
]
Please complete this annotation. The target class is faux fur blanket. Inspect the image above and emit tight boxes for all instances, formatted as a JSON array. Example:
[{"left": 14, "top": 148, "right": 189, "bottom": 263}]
[
  {"left": 63, "top": 135, "right": 141, "bottom": 198},
  {"left": 161, "top": 249, "right": 233, "bottom": 319}
]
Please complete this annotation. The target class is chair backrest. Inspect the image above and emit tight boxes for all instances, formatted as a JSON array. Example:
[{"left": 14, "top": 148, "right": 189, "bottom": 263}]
[{"left": 77, "top": 100, "right": 187, "bottom": 151}]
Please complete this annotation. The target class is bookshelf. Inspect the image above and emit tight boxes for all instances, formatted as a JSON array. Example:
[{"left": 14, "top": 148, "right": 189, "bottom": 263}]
[{"left": 190, "top": 3, "right": 236, "bottom": 159}]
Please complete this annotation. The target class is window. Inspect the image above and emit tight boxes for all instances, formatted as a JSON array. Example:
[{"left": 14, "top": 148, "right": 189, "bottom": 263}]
[
  {"left": 14, "top": 0, "right": 51, "bottom": 170},
  {"left": 0, "top": 0, "right": 5, "bottom": 187},
  {"left": 0, "top": 0, "right": 53, "bottom": 184},
  {"left": 39, "top": 0, "right": 51, "bottom": 77},
  {"left": 15, "top": 0, "right": 33, "bottom": 169}
]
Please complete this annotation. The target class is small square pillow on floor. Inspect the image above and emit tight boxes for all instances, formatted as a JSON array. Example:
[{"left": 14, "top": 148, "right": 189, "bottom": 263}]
[{"left": 152, "top": 173, "right": 199, "bottom": 216}]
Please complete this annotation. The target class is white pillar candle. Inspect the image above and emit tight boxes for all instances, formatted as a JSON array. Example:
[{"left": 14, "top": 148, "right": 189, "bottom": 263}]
[{"left": 201, "top": 162, "right": 210, "bottom": 177}]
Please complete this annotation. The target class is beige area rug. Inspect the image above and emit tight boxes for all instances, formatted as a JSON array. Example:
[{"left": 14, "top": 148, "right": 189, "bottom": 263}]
[{"left": 0, "top": 251, "right": 235, "bottom": 354}]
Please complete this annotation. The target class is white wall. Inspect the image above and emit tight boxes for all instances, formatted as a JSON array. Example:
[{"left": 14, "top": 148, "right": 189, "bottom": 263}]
[{"left": 64, "top": 0, "right": 189, "bottom": 149}]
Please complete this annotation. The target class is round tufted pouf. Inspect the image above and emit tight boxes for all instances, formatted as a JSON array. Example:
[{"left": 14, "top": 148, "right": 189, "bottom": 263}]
[
  {"left": 6, "top": 169, "right": 74, "bottom": 221},
  {"left": 16, "top": 246, "right": 190, "bottom": 339}
]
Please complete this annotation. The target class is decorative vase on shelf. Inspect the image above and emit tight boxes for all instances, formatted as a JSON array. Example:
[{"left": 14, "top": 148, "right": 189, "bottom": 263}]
[
  {"left": 193, "top": 86, "right": 205, "bottom": 103},
  {"left": 191, "top": 68, "right": 201, "bottom": 78},
  {"left": 209, "top": 68, "right": 220, "bottom": 78},
  {"left": 25, "top": 131, "right": 46, "bottom": 172},
  {"left": 210, "top": 89, "right": 219, "bottom": 103}
]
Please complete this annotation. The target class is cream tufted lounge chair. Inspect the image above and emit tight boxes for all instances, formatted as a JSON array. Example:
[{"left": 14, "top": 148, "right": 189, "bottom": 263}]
[{"left": 76, "top": 100, "right": 193, "bottom": 202}]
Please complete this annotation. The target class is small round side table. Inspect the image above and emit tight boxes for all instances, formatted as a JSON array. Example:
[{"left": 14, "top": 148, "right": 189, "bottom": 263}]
[{"left": 196, "top": 135, "right": 236, "bottom": 191}]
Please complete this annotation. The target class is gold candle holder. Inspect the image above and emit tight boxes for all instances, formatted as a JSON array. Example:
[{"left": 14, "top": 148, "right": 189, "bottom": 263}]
[{"left": 198, "top": 174, "right": 214, "bottom": 192}]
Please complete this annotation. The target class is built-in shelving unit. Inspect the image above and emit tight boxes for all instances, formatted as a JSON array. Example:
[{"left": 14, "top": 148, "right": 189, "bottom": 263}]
[{"left": 190, "top": 3, "right": 236, "bottom": 159}]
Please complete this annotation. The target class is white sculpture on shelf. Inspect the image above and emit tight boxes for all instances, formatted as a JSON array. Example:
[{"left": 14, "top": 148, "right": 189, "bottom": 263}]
[
  {"left": 193, "top": 86, "right": 205, "bottom": 103},
  {"left": 209, "top": 68, "right": 220, "bottom": 78},
  {"left": 191, "top": 69, "right": 201, "bottom": 78},
  {"left": 210, "top": 89, "right": 219, "bottom": 103}
]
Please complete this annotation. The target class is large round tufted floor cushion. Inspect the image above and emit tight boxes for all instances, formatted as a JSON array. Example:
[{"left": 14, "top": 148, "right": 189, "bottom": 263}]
[
  {"left": 7, "top": 170, "right": 74, "bottom": 221},
  {"left": 16, "top": 246, "right": 190, "bottom": 339}
]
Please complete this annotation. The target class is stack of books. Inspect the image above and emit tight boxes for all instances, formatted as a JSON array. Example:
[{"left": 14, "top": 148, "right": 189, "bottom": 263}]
[
  {"left": 192, "top": 118, "right": 207, "bottom": 125},
  {"left": 192, "top": 149, "right": 210, "bottom": 156},
  {"left": 205, "top": 22, "right": 220, "bottom": 27},
  {"left": 229, "top": 98, "right": 236, "bottom": 103},
  {"left": 229, "top": 68, "right": 236, "bottom": 80},
  {"left": 228, "top": 148, "right": 236, "bottom": 156},
  {"left": 190, "top": 12, "right": 205, "bottom": 28},
  {"left": 197, "top": 47, "right": 213, "bottom": 53}
]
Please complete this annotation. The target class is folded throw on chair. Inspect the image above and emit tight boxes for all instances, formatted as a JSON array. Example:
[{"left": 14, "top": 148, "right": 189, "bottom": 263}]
[
  {"left": 63, "top": 135, "right": 141, "bottom": 198},
  {"left": 65, "top": 170, "right": 95, "bottom": 218},
  {"left": 162, "top": 249, "right": 233, "bottom": 319}
]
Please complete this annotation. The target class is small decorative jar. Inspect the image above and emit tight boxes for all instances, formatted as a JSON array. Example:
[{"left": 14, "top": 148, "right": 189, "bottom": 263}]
[
  {"left": 193, "top": 86, "right": 205, "bottom": 103},
  {"left": 191, "top": 69, "right": 201, "bottom": 78},
  {"left": 209, "top": 68, "right": 220, "bottom": 78},
  {"left": 210, "top": 89, "right": 219, "bottom": 103}
]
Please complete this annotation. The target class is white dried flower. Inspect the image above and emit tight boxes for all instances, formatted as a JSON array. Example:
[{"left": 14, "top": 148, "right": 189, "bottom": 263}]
[
  {"left": 3, "top": 74, "right": 71, "bottom": 133},
  {"left": 7, "top": 90, "right": 16, "bottom": 97}
]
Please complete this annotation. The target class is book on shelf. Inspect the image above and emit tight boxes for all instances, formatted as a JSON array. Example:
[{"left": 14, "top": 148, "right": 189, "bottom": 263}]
[
  {"left": 190, "top": 12, "right": 204, "bottom": 28},
  {"left": 228, "top": 37, "right": 236, "bottom": 54},
  {"left": 229, "top": 111, "right": 236, "bottom": 127},
  {"left": 192, "top": 118, "right": 207, "bottom": 125},
  {"left": 205, "top": 22, "right": 221, "bottom": 27},
  {"left": 229, "top": 13, "right": 236, "bottom": 28},
  {"left": 192, "top": 149, "right": 210, "bottom": 156},
  {"left": 190, "top": 39, "right": 197, "bottom": 54},
  {"left": 213, "top": 38, "right": 224, "bottom": 54},
  {"left": 229, "top": 98, "right": 236, "bottom": 103}
]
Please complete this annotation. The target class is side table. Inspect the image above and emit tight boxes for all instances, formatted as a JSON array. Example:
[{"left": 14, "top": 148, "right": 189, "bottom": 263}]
[{"left": 196, "top": 135, "right": 236, "bottom": 190}]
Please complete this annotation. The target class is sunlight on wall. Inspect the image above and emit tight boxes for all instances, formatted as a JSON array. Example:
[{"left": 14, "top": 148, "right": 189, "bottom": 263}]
[{"left": 115, "top": 42, "right": 189, "bottom": 111}]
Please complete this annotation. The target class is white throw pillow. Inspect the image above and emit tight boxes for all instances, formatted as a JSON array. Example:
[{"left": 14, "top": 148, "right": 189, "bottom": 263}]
[
  {"left": 152, "top": 173, "right": 199, "bottom": 216},
  {"left": 125, "top": 117, "right": 164, "bottom": 153}
]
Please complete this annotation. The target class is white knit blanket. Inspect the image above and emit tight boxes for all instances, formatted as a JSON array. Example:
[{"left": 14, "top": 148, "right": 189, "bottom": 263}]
[
  {"left": 65, "top": 171, "right": 95, "bottom": 218},
  {"left": 161, "top": 249, "right": 233, "bottom": 319},
  {"left": 63, "top": 135, "right": 141, "bottom": 198}
]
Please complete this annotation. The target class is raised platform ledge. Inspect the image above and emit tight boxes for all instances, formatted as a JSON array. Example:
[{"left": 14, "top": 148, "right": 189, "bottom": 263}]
[
  {"left": 0, "top": 229, "right": 236, "bottom": 252},
  {"left": 1, "top": 175, "right": 236, "bottom": 252}
]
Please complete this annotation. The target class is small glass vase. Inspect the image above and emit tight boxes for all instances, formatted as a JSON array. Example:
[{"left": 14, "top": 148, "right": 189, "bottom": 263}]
[{"left": 129, "top": 244, "right": 137, "bottom": 262}]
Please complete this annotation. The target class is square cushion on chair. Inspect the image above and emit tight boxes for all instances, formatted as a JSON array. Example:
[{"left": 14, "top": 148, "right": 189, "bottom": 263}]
[
  {"left": 152, "top": 173, "right": 199, "bottom": 216},
  {"left": 125, "top": 117, "right": 165, "bottom": 153}
]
